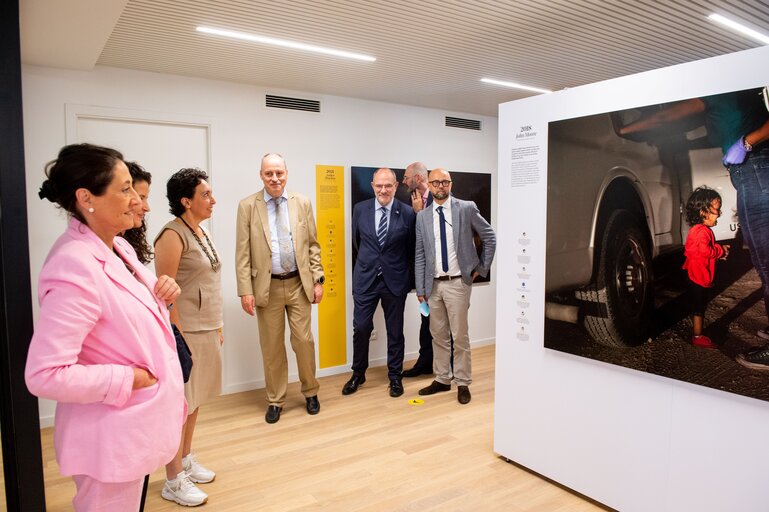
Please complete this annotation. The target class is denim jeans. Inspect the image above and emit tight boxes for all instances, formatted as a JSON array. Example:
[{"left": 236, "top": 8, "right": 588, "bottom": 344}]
[{"left": 729, "top": 145, "right": 769, "bottom": 320}]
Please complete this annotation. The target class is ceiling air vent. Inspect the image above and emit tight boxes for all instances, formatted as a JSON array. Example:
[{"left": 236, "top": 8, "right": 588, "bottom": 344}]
[
  {"left": 266, "top": 95, "right": 320, "bottom": 113},
  {"left": 445, "top": 116, "right": 481, "bottom": 130}
]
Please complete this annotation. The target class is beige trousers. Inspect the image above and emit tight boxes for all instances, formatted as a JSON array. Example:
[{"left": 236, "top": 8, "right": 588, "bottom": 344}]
[
  {"left": 255, "top": 276, "right": 320, "bottom": 406},
  {"left": 428, "top": 278, "right": 472, "bottom": 386}
]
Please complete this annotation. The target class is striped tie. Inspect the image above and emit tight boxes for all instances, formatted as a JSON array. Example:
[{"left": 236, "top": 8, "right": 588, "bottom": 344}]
[
  {"left": 275, "top": 197, "right": 293, "bottom": 271},
  {"left": 377, "top": 206, "right": 388, "bottom": 247}
]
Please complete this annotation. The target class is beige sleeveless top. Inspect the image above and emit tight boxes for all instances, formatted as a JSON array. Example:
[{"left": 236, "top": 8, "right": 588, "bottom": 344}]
[{"left": 155, "top": 220, "right": 223, "bottom": 332}]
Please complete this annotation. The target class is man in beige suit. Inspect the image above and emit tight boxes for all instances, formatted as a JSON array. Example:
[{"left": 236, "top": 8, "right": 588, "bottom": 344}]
[{"left": 236, "top": 153, "right": 325, "bottom": 424}]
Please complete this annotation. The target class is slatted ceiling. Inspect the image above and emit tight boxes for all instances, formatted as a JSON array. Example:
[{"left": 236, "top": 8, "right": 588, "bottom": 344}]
[{"left": 88, "top": 0, "right": 769, "bottom": 116}]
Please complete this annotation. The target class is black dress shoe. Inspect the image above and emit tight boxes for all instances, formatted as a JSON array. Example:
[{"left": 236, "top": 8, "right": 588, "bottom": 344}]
[
  {"left": 389, "top": 379, "right": 404, "bottom": 397},
  {"left": 342, "top": 374, "right": 366, "bottom": 395},
  {"left": 306, "top": 395, "right": 320, "bottom": 415},
  {"left": 418, "top": 380, "right": 451, "bottom": 396},
  {"left": 457, "top": 385, "right": 471, "bottom": 404},
  {"left": 402, "top": 365, "right": 433, "bottom": 378},
  {"left": 265, "top": 405, "right": 282, "bottom": 424}
]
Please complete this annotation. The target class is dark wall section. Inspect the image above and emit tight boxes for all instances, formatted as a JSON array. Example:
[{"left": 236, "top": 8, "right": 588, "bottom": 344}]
[
  {"left": 0, "top": 1, "right": 46, "bottom": 510},
  {"left": 351, "top": 166, "right": 493, "bottom": 284}
]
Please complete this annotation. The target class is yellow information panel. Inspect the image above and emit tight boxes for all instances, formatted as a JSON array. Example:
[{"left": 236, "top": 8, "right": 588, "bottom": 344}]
[{"left": 316, "top": 165, "right": 347, "bottom": 368}]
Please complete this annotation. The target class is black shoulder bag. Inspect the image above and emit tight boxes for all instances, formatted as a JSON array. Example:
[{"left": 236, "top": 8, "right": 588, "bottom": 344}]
[{"left": 172, "top": 323, "right": 193, "bottom": 383}]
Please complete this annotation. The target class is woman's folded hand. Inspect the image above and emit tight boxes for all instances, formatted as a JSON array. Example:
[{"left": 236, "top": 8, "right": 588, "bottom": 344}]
[
  {"left": 132, "top": 367, "right": 158, "bottom": 389},
  {"left": 155, "top": 275, "right": 181, "bottom": 305}
]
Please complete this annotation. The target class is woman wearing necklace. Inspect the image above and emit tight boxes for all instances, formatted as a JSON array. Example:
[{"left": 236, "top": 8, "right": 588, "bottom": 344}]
[{"left": 154, "top": 168, "right": 223, "bottom": 507}]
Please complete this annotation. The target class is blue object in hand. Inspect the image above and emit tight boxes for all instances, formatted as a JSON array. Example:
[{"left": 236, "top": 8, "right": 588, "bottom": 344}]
[
  {"left": 419, "top": 300, "right": 430, "bottom": 317},
  {"left": 723, "top": 137, "right": 748, "bottom": 166}
]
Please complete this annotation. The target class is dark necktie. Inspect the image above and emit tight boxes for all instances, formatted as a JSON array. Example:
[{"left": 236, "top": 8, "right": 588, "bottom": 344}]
[
  {"left": 377, "top": 206, "right": 388, "bottom": 247},
  {"left": 437, "top": 206, "right": 448, "bottom": 272}
]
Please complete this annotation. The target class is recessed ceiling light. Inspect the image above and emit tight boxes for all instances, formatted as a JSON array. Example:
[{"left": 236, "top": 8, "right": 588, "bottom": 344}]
[
  {"left": 708, "top": 14, "right": 769, "bottom": 45},
  {"left": 480, "top": 78, "right": 551, "bottom": 94},
  {"left": 196, "top": 26, "right": 377, "bottom": 62}
]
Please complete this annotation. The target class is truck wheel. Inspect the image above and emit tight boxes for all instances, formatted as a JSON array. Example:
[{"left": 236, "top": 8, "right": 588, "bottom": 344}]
[{"left": 577, "top": 210, "right": 652, "bottom": 347}]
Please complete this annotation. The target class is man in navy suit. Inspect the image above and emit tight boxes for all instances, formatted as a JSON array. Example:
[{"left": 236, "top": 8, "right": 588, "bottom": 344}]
[{"left": 343, "top": 168, "right": 416, "bottom": 397}]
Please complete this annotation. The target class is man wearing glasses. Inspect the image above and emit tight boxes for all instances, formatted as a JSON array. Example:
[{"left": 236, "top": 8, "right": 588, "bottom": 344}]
[
  {"left": 415, "top": 168, "right": 496, "bottom": 404},
  {"left": 343, "top": 168, "right": 416, "bottom": 397}
]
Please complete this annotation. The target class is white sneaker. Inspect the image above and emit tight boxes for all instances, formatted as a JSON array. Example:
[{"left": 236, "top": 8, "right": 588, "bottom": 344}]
[
  {"left": 161, "top": 472, "right": 208, "bottom": 507},
  {"left": 182, "top": 453, "right": 216, "bottom": 483}
]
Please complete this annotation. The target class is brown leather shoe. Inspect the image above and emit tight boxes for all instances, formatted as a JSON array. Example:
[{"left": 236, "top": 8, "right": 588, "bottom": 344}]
[
  {"left": 418, "top": 380, "right": 451, "bottom": 396},
  {"left": 457, "top": 385, "right": 471, "bottom": 404}
]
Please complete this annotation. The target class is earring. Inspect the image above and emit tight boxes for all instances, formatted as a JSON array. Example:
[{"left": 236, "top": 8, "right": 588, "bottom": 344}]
[{"left": 87, "top": 207, "right": 94, "bottom": 213}]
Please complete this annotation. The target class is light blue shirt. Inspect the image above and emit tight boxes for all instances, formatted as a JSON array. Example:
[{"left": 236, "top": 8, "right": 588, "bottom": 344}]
[{"left": 264, "top": 190, "right": 297, "bottom": 273}]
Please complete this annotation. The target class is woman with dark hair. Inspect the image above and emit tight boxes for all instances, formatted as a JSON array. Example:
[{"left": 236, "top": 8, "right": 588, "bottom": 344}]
[
  {"left": 123, "top": 161, "right": 153, "bottom": 264},
  {"left": 122, "top": 161, "right": 156, "bottom": 509},
  {"left": 155, "top": 168, "right": 223, "bottom": 507},
  {"left": 25, "top": 143, "right": 185, "bottom": 511}
]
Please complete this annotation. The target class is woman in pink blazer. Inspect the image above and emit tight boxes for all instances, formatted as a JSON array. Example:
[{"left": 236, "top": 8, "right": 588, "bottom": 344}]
[{"left": 25, "top": 144, "right": 186, "bottom": 511}]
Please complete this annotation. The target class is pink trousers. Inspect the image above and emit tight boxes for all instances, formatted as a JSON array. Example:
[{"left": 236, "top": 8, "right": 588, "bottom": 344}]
[{"left": 72, "top": 475, "right": 143, "bottom": 512}]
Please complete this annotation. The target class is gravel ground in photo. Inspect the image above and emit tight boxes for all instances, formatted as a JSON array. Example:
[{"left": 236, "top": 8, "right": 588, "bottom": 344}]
[{"left": 546, "top": 247, "right": 769, "bottom": 402}]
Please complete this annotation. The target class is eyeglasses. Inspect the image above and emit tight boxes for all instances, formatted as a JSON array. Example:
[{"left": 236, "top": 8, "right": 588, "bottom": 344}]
[
  {"left": 429, "top": 180, "right": 452, "bottom": 187},
  {"left": 373, "top": 184, "right": 395, "bottom": 190}
]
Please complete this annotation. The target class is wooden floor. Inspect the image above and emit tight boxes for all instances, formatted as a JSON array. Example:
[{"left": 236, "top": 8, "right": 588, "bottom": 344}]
[{"left": 38, "top": 345, "right": 608, "bottom": 511}]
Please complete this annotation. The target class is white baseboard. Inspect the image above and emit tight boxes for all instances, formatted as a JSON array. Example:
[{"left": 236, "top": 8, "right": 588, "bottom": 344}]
[
  {"left": 39, "top": 337, "right": 496, "bottom": 425},
  {"left": 221, "top": 337, "right": 495, "bottom": 395}
]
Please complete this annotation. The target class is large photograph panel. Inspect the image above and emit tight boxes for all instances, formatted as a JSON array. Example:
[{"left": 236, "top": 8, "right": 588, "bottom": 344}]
[{"left": 544, "top": 86, "right": 769, "bottom": 402}]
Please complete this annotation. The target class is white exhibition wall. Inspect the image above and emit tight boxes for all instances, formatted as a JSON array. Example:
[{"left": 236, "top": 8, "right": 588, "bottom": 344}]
[
  {"left": 494, "top": 46, "right": 769, "bottom": 511},
  {"left": 22, "top": 64, "right": 498, "bottom": 425}
]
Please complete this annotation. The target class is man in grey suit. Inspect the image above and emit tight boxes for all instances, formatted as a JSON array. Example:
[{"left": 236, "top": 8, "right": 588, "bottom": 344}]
[{"left": 414, "top": 168, "right": 496, "bottom": 404}]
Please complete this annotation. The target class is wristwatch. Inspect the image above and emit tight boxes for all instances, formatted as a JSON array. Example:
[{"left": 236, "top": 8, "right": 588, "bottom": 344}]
[
  {"left": 743, "top": 136, "right": 753, "bottom": 152},
  {"left": 316, "top": 276, "right": 325, "bottom": 285}
]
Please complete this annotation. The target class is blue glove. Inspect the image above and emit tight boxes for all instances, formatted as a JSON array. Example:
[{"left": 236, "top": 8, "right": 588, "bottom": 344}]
[{"left": 723, "top": 137, "right": 748, "bottom": 166}]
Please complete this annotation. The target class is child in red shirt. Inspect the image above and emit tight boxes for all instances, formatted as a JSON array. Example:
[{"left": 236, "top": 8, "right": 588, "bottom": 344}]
[{"left": 683, "top": 187, "right": 730, "bottom": 349}]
